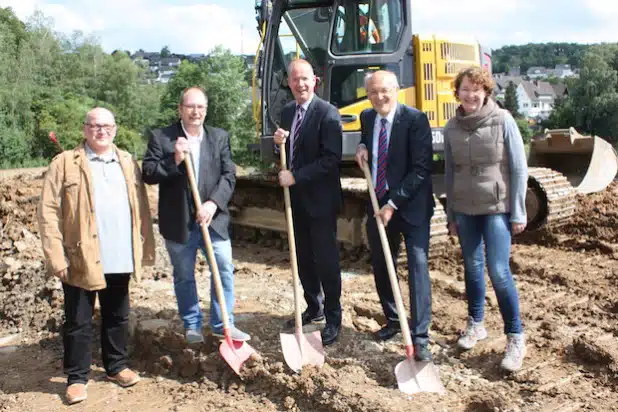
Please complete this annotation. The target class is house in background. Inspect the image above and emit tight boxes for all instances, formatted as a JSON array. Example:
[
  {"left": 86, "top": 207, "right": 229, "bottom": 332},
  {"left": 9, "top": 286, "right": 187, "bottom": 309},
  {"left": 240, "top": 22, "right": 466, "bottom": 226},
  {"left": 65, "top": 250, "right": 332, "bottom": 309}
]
[{"left": 493, "top": 76, "right": 568, "bottom": 122}]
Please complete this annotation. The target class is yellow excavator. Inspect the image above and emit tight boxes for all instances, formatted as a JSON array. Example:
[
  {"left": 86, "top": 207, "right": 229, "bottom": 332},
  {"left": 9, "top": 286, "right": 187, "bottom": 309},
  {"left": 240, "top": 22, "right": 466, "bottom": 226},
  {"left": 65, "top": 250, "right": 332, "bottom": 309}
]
[{"left": 231, "top": 0, "right": 618, "bottom": 252}]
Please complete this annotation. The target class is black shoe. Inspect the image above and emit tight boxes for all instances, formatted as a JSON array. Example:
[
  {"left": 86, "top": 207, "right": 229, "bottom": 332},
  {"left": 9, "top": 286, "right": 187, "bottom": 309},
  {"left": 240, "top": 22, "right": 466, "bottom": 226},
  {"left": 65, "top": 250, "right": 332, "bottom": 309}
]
[
  {"left": 414, "top": 343, "right": 433, "bottom": 362},
  {"left": 321, "top": 323, "right": 340, "bottom": 346},
  {"left": 376, "top": 323, "right": 401, "bottom": 341},
  {"left": 285, "top": 311, "right": 325, "bottom": 328}
]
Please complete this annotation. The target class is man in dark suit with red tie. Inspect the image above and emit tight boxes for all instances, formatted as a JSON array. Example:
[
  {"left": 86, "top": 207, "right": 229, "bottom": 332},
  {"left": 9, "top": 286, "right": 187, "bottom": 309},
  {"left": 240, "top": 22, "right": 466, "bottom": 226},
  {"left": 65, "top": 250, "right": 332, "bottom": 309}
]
[
  {"left": 355, "top": 70, "right": 435, "bottom": 361},
  {"left": 273, "top": 59, "right": 343, "bottom": 345}
]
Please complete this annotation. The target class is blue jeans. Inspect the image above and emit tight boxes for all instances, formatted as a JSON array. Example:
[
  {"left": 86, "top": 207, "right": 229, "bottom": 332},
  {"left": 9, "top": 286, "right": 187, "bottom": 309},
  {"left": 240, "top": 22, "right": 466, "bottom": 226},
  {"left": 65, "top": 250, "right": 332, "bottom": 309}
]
[
  {"left": 165, "top": 224, "right": 235, "bottom": 333},
  {"left": 454, "top": 213, "right": 523, "bottom": 334}
]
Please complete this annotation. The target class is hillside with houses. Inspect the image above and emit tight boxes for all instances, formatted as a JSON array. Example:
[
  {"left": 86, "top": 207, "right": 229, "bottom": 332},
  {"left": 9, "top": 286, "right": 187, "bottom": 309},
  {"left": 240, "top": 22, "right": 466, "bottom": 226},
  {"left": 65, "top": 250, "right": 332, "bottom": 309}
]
[
  {"left": 127, "top": 49, "right": 255, "bottom": 84},
  {"left": 493, "top": 64, "right": 577, "bottom": 127}
]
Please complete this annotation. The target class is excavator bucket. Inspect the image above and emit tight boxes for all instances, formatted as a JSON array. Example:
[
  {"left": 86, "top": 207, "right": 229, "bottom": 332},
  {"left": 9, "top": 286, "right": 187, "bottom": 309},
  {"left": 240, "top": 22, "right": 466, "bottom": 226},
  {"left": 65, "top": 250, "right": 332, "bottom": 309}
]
[{"left": 529, "top": 128, "right": 618, "bottom": 194}]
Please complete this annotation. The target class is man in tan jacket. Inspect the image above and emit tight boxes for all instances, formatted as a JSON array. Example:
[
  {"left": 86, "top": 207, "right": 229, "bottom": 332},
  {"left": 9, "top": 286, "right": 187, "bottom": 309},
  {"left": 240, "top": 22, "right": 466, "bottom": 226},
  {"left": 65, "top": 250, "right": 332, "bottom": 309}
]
[{"left": 37, "top": 107, "right": 155, "bottom": 405}]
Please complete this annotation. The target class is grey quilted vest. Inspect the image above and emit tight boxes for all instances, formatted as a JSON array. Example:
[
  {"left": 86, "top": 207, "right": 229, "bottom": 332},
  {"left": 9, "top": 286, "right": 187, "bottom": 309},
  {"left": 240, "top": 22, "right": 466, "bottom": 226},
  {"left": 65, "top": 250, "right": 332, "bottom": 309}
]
[{"left": 445, "top": 98, "right": 510, "bottom": 216}]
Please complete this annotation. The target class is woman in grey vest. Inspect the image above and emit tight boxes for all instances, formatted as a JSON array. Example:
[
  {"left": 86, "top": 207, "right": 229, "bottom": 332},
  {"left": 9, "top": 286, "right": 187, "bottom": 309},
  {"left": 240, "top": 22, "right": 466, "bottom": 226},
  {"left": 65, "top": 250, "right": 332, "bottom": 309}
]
[{"left": 444, "top": 67, "right": 528, "bottom": 372}]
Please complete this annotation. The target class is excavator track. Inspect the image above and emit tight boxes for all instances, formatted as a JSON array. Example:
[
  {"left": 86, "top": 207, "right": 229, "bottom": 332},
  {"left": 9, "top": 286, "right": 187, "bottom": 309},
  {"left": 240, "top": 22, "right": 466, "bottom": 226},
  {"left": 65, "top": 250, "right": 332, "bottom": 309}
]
[
  {"left": 230, "top": 171, "right": 450, "bottom": 259},
  {"left": 526, "top": 167, "right": 577, "bottom": 230}
]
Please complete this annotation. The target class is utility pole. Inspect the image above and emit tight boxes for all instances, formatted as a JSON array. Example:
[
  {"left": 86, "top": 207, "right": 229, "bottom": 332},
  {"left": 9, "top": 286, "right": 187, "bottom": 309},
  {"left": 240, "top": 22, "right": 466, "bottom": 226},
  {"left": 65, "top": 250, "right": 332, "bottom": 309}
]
[{"left": 240, "top": 23, "right": 244, "bottom": 56}]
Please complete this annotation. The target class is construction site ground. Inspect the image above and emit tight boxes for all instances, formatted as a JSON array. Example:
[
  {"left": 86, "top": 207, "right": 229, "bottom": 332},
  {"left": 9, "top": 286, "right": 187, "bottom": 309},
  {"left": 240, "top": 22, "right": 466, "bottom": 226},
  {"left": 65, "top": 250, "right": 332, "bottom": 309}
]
[{"left": 1, "top": 170, "right": 617, "bottom": 412}]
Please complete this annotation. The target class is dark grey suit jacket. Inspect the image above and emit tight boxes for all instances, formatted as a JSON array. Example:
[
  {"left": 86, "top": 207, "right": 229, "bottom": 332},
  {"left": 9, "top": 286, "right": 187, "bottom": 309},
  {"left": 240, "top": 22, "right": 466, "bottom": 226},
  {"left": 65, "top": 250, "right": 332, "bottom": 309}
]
[
  {"left": 142, "top": 122, "right": 235, "bottom": 243},
  {"left": 360, "top": 104, "right": 434, "bottom": 226}
]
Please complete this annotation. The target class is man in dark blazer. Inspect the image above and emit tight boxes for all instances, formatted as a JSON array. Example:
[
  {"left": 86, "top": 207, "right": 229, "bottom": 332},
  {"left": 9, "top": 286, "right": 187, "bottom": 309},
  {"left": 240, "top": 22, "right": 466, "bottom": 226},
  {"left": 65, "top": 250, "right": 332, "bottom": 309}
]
[
  {"left": 355, "top": 70, "right": 435, "bottom": 361},
  {"left": 142, "top": 87, "right": 250, "bottom": 344},
  {"left": 273, "top": 59, "right": 343, "bottom": 345}
]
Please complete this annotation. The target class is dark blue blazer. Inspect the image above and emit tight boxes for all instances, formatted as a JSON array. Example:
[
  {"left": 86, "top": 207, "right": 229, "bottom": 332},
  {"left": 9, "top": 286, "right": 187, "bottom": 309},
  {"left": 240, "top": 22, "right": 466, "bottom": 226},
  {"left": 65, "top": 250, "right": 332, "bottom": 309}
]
[
  {"left": 360, "top": 104, "right": 434, "bottom": 226},
  {"left": 280, "top": 96, "right": 343, "bottom": 218}
]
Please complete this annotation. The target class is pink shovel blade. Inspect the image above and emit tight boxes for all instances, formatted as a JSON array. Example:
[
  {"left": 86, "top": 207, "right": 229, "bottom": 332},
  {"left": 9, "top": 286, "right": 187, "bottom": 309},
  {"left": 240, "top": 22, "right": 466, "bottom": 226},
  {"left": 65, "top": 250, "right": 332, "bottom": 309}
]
[
  {"left": 280, "top": 330, "right": 324, "bottom": 373},
  {"left": 219, "top": 338, "right": 256, "bottom": 376},
  {"left": 394, "top": 358, "right": 446, "bottom": 395}
]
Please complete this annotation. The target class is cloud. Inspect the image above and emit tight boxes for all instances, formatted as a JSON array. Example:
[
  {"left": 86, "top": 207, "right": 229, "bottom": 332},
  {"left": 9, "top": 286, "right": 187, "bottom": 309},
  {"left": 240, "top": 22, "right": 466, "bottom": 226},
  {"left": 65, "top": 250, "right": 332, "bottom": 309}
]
[
  {"left": 1, "top": 0, "right": 617, "bottom": 56},
  {"left": 0, "top": 0, "right": 260, "bottom": 54}
]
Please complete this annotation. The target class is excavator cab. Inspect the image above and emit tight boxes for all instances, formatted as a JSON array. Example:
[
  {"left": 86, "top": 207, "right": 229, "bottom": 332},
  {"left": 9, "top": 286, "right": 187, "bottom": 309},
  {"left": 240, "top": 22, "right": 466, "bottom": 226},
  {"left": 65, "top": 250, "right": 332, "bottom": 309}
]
[{"left": 254, "top": 0, "right": 412, "bottom": 163}]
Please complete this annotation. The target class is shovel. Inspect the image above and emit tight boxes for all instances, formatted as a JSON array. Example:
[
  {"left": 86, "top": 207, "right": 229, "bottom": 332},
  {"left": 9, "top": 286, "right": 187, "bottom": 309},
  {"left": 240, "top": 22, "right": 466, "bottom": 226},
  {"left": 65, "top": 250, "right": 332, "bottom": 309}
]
[
  {"left": 184, "top": 154, "right": 256, "bottom": 376},
  {"left": 360, "top": 161, "right": 445, "bottom": 395},
  {"left": 277, "top": 141, "right": 325, "bottom": 372}
]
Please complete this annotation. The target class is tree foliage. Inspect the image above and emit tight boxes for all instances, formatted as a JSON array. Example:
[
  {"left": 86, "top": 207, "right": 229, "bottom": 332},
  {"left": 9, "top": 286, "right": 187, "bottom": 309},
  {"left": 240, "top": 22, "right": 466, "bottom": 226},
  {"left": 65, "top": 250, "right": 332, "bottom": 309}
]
[
  {"left": 492, "top": 43, "right": 589, "bottom": 74},
  {"left": 0, "top": 8, "right": 256, "bottom": 167},
  {"left": 545, "top": 46, "right": 618, "bottom": 144},
  {"left": 504, "top": 82, "right": 520, "bottom": 117}
]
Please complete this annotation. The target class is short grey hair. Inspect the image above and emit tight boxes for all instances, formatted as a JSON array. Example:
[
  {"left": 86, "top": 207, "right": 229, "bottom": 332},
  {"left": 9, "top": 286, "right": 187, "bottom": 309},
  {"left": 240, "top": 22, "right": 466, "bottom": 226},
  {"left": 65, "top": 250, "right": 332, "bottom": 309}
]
[
  {"left": 179, "top": 87, "right": 208, "bottom": 105},
  {"left": 364, "top": 70, "right": 400, "bottom": 90}
]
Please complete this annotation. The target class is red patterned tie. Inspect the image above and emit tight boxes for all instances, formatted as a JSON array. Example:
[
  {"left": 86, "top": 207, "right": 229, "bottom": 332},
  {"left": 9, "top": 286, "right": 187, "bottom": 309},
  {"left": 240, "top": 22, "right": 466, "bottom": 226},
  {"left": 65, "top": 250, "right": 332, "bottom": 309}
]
[
  {"left": 375, "top": 118, "right": 388, "bottom": 199},
  {"left": 290, "top": 105, "right": 304, "bottom": 169}
]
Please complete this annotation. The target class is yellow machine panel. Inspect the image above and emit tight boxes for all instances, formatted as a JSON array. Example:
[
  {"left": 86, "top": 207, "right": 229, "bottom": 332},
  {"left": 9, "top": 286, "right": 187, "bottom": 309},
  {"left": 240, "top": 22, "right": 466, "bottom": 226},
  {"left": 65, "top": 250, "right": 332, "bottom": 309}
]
[{"left": 413, "top": 34, "right": 481, "bottom": 128}]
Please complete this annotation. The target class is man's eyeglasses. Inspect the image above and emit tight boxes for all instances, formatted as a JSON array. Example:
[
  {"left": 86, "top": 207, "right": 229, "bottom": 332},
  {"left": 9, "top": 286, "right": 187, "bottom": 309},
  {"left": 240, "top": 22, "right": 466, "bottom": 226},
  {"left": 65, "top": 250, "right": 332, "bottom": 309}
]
[
  {"left": 181, "top": 104, "right": 207, "bottom": 111},
  {"left": 368, "top": 87, "right": 396, "bottom": 97},
  {"left": 84, "top": 123, "right": 116, "bottom": 132}
]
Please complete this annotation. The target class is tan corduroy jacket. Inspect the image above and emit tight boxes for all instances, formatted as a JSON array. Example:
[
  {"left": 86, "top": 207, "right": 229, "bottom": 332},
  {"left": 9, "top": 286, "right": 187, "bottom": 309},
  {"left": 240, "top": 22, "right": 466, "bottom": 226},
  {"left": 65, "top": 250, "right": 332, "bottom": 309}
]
[{"left": 37, "top": 142, "right": 155, "bottom": 291}]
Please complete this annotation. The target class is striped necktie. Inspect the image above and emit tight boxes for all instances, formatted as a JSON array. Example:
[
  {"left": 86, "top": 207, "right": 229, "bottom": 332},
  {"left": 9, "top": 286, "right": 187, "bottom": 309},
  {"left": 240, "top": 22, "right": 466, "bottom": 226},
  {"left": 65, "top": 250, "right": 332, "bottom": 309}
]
[
  {"left": 375, "top": 118, "right": 388, "bottom": 198},
  {"left": 290, "top": 105, "right": 304, "bottom": 169}
]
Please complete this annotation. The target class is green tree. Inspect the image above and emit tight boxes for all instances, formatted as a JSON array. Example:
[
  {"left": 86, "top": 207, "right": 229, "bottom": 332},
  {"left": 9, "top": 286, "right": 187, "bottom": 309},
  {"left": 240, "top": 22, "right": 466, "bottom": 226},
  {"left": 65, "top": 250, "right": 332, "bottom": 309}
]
[
  {"left": 515, "top": 117, "right": 532, "bottom": 144},
  {"left": 504, "top": 82, "right": 520, "bottom": 117},
  {"left": 546, "top": 50, "right": 618, "bottom": 144},
  {"left": 160, "top": 45, "right": 171, "bottom": 58}
]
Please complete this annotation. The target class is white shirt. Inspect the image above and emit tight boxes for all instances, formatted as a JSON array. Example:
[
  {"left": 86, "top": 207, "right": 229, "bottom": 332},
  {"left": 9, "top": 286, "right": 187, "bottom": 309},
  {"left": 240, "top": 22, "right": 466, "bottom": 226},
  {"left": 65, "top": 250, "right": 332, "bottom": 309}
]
[
  {"left": 181, "top": 121, "right": 204, "bottom": 185},
  {"left": 289, "top": 94, "right": 314, "bottom": 167}
]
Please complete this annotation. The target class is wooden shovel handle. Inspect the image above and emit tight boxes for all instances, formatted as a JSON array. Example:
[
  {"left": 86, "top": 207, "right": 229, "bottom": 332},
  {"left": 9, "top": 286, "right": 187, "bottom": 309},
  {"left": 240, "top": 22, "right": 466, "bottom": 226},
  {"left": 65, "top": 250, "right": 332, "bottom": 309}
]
[
  {"left": 279, "top": 143, "right": 304, "bottom": 333},
  {"left": 360, "top": 161, "right": 414, "bottom": 353},
  {"left": 184, "top": 154, "right": 232, "bottom": 333}
]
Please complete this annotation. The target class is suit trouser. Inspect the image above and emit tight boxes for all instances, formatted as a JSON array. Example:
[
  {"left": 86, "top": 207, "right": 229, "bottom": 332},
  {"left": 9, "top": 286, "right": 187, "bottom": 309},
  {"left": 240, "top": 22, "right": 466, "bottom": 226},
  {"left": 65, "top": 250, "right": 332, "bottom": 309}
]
[
  {"left": 366, "top": 207, "right": 432, "bottom": 345},
  {"left": 292, "top": 210, "right": 342, "bottom": 326},
  {"left": 62, "top": 273, "right": 130, "bottom": 385}
]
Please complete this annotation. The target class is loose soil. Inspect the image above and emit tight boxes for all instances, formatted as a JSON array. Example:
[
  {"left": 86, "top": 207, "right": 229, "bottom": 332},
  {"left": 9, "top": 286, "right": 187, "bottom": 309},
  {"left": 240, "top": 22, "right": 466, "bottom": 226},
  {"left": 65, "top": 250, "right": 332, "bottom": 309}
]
[{"left": 1, "top": 171, "right": 617, "bottom": 412}]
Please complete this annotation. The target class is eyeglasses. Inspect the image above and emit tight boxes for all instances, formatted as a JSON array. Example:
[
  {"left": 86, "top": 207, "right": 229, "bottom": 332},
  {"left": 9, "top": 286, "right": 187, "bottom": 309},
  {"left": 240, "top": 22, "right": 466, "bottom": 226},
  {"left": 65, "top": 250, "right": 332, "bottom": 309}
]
[
  {"left": 368, "top": 87, "right": 396, "bottom": 96},
  {"left": 84, "top": 123, "right": 116, "bottom": 132},
  {"left": 181, "top": 104, "right": 207, "bottom": 111}
]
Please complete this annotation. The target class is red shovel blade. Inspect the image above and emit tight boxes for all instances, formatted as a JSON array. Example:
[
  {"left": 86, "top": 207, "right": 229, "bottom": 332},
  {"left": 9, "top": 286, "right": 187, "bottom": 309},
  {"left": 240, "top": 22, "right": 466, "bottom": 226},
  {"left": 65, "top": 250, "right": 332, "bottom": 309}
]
[{"left": 219, "top": 335, "right": 256, "bottom": 376}]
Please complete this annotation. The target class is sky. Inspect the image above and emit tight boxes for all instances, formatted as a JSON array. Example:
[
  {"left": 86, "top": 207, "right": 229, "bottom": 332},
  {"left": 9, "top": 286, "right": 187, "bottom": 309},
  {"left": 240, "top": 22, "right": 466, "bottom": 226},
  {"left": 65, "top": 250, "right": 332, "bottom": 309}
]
[{"left": 1, "top": 0, "right": 618, "bottom": 55}]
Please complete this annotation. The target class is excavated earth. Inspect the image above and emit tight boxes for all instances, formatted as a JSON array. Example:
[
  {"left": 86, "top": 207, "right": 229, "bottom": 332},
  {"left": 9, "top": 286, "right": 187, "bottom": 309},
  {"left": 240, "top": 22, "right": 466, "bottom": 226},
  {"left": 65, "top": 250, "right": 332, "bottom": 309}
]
[{"left": 1, "top": 170, "right": 618, "bottom": 412}]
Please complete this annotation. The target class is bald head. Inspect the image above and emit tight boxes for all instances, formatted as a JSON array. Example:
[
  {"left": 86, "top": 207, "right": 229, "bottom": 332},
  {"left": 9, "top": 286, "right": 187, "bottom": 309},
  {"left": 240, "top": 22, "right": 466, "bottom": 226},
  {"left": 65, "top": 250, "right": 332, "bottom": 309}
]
[
  {"left": 288, "top": 59, "right": 316, "bottom": 105},
  {"left": 365, "top": 70, "right": 399, "bottom": 116},
  {"left": 365, "top": 70, "right": 399, "bottom": 91},
  {"left": 84, "top": 107, "right": 115, "bottom": 125},
  {"left": 83, "top": 107, "right": 117, "bottom": 155}
]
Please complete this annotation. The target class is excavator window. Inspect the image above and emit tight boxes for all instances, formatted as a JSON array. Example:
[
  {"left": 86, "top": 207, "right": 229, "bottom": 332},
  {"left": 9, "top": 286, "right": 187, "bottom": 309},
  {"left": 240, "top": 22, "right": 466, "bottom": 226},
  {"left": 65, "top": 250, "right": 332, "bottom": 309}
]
[
  {"left": 332, "top": 0, "right": 403, "bottom": 54},
  {"left": 330, "top": 64, "right": 399, "bottom": 108}
]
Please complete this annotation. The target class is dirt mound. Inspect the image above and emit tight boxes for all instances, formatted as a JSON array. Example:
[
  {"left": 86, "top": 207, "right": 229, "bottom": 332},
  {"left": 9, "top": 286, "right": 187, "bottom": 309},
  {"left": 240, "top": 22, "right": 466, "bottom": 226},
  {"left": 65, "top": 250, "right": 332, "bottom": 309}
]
[
  {"left": 572, "top": 333, "right": 618, "bottom": 385},
  {"left": 558, "top": 181, "right": 618, "bottom": 242},
  {"left": 520, "top": 181, "right": 618, "bottom": 255},
  {"left": 0, "top": 173, "right": 63, "bottom": 333},
  {"left": 130, "top": 319, "right": 447, "bottom": 412}
]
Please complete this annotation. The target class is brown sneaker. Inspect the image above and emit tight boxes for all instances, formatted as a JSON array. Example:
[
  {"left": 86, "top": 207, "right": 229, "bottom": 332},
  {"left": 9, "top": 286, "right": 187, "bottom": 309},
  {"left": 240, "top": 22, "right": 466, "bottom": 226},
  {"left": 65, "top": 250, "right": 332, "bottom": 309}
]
[
  {"left": 107, "top": 368, "right": 141, "bottom": 388},
  {"left": 65, "top": 383, "right": 87, "bottom": 405}
]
